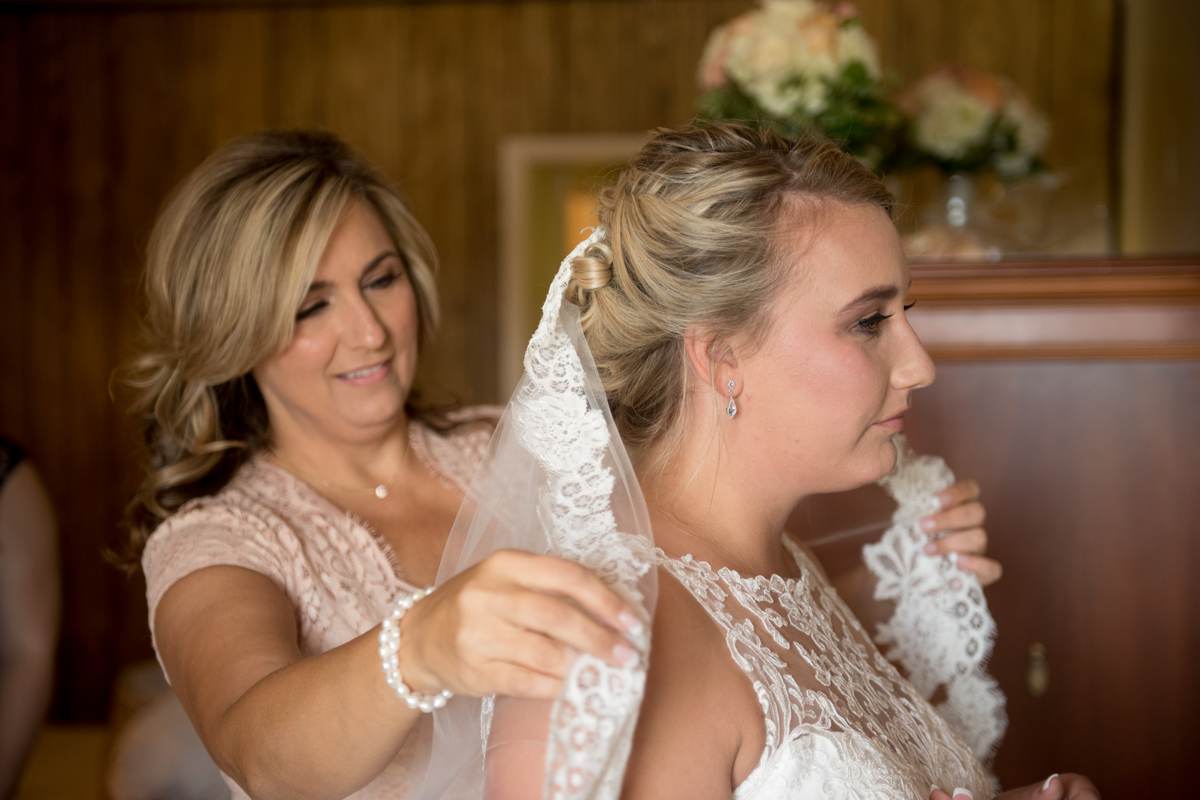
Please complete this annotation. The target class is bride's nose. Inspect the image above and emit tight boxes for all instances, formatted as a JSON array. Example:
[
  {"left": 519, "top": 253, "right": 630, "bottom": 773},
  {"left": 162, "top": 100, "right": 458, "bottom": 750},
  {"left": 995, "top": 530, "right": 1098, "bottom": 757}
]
[{"left": 891, "top": 326, "right": 935, "bottom": 391}]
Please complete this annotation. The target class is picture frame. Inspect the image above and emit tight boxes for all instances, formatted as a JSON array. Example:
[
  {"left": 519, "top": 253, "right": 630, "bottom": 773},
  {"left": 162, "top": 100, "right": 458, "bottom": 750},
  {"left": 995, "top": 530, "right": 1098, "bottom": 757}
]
[{"left": 497, "top": 133, "right": 647, "bottom": 392}]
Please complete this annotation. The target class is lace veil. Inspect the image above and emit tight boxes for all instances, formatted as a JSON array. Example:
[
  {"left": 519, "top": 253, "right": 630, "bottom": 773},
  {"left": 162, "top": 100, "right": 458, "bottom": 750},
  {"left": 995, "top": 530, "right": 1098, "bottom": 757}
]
[{"left": 416, "top": 229, "right": 656, "bottom": 799}]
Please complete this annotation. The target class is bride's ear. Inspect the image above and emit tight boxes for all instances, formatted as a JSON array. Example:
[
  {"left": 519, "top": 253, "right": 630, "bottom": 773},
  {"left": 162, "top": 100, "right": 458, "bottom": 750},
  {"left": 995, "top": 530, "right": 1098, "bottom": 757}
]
[{"left": 683, "top": 327, "right": 741, "bottom": 398}]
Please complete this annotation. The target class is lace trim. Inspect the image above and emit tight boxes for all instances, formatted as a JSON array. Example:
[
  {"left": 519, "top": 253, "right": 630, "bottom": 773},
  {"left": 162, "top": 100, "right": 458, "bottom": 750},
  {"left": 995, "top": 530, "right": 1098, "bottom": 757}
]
[
  {"left": 865, "top": 435, "right": 1008, "bottom": 760},
  {"left": 509, "top": 229, "right": 652, "bottom": 799}
]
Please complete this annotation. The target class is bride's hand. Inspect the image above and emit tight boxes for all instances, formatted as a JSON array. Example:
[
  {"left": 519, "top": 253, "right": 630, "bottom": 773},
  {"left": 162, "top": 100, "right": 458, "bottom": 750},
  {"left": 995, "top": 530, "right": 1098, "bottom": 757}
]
[
  {"left": 920, "top": 478, "right": 1003, "bottom": 587},
  {"left": 930, "top": 772, "right": 1100, "bottom": 800},
  {"left": 395, "top": 549, "right": 644, "bottom": 700}
]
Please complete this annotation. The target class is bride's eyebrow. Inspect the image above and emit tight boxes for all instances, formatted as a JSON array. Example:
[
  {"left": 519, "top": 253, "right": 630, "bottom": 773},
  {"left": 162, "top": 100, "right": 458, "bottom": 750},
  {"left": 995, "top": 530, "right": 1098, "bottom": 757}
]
[
  {"left": 837, "top": 278, "right": 913, "bottom": 315},
  {"left": 840, "top": 286, "right": 897, "bottom": 314}
]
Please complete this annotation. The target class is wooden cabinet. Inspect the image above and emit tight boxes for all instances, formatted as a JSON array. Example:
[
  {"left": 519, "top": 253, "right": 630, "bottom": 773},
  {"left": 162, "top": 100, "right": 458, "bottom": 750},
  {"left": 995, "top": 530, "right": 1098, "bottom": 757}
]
[{"left": 793, "top": 258, "right": 1200, "bottom": 795}]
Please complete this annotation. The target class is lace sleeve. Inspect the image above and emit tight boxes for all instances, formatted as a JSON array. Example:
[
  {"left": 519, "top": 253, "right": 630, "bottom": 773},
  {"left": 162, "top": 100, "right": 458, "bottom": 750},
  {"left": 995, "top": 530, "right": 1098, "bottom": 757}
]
[
  {"left": 862, "top": 436, "right": 1007, "bottom": 761},
  {"left": 143, "top": 500, "right": 293, "bottom": 680}
]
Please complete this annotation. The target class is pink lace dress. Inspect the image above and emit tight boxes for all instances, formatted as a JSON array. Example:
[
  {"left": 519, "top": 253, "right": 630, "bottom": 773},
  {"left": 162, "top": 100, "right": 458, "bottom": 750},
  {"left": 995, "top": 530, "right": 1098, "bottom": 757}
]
[{"left": 142, "top": 410, "right": 495, "bottom": 799}]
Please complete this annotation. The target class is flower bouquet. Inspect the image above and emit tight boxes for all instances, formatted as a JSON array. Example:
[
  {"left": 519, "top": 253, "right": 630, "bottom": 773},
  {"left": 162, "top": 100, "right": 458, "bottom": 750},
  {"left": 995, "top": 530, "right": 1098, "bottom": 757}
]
[
  {"left": 897, "top": 66, "right": 1053, "bottom": 259},
  {"left": 901, "top": 65, "right": 1050, "bottom": 179},
  {"left": 697, "top": 0, "right": 903, "bottom": 171}
]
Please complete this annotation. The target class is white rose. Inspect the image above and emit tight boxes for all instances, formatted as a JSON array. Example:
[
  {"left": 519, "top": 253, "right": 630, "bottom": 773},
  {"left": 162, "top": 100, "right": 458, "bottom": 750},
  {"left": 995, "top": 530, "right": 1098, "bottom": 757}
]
[
  {"left": 913, "top": 81, "right": 993, "bottom": 159},
  {"left": 837, "top": 24, "right": 881, "bottom": 77},
  {"left": 726, "top": 14, "right": 791, "bottom": 84},
  {"left": 1004, "top": 95, "right": 1050, "bottom": 158},
  {"left": 797, "top": 80, "right": 830, "bottom": 114},
  {"left": 727, "top": 15, "right": 816, "bottom": 115}
]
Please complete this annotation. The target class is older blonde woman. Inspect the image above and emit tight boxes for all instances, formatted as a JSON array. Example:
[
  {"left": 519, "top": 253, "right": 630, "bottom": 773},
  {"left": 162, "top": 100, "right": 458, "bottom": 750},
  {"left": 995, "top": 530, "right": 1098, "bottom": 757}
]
[
  {"left": 125, "top": 132, "right": 646, "bottom": 800},
  {"left": 126, "top": 130, "right": 997, "bottom": 799}
]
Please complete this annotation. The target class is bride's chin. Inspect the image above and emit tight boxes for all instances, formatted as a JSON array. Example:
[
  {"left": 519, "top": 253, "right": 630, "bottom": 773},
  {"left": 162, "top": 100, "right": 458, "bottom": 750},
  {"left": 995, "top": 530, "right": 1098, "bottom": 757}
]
[
  {"left": 821, "top": 456, "right": 897, "bottom": 495},
  {"left": 852, "top": 441, "right": 900, "bottom": 486}
]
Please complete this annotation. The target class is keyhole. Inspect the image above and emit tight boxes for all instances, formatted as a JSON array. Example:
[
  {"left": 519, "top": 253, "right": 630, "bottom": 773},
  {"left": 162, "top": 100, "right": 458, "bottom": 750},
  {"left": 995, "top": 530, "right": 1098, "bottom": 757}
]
[{"left": 1026, "top": 641, "right": 1049, "bottom": 698}]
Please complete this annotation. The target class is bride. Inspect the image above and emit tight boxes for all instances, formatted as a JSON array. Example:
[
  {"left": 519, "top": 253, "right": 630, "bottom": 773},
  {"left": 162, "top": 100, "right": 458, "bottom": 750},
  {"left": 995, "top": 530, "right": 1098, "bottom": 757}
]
[{"left": 415, "top": 122, "right": 1098, "bottom": 799}]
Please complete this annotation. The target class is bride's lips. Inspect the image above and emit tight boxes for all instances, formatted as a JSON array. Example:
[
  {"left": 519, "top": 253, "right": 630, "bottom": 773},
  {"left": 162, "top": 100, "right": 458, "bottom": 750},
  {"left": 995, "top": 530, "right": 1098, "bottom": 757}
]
[
  {"left": 336, "top": 359, "right": 391, "bottom": 386},
  {"left": 873, "top": 410, "right": 906, "bottom": 432}
]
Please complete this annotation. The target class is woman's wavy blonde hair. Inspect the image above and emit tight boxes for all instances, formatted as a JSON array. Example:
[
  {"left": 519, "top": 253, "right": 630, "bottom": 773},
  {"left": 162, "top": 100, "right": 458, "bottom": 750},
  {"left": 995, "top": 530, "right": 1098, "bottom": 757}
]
[
  {"left": 567, "top": 121, "right": 892, "bottom": 468},
  {"left": 120, "top": 130, "right": 440, "bottom": 565}
]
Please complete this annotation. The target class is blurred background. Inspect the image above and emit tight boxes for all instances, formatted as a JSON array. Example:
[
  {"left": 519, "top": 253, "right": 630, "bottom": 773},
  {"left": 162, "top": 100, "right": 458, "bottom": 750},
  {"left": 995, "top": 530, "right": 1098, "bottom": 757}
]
[{"left": 1, "top": 0, "right": 1196, "bottom": 797}]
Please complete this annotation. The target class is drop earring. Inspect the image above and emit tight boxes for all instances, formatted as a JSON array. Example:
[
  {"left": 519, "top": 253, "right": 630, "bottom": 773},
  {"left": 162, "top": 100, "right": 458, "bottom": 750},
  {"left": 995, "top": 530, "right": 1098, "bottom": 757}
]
[{"left": 726, "top": 379, "right": 738, "bottom": 419}]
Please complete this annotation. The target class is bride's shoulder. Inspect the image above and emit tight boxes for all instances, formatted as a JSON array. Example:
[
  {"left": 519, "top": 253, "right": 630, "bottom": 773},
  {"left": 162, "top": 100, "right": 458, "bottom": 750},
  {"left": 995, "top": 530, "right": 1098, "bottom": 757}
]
[{"left": 620, "top": 566, "right": 765, "bottom": 797}]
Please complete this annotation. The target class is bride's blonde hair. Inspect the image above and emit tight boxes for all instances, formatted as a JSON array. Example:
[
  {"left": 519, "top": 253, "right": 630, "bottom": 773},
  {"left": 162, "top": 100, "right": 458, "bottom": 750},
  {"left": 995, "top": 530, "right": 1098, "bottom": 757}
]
[
  {"left": 120, "top": 130, "right": 440, "bottom": 563},
  {"left": 567, "top": 121, "right": 892, "bottom": 466}
]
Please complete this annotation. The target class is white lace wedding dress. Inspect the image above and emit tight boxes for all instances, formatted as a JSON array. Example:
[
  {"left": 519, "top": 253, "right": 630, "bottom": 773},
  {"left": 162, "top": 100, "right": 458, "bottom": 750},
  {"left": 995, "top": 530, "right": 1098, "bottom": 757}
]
[
  {"left": 659, "top": 538, "right": 996, "bottom": 798},
  {"left": 649, "top": 430, "right": 1004, "bottom": 799}
]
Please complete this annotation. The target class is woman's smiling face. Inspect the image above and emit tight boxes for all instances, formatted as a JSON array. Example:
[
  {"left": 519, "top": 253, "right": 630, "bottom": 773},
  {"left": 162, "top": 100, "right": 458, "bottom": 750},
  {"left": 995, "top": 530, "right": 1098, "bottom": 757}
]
[
  {"left": 734, "top": 199, "right": 936, "bottom": 496},
  {"left": 254, "top": 198, "right": 420, "bottom": 443}
]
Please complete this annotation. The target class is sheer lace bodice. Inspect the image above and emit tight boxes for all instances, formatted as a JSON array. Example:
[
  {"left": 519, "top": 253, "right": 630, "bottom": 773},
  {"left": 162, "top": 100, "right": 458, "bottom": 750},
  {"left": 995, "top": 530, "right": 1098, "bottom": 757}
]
[{"left": 658, "top": 540, "right": 997, "bottom": 799}]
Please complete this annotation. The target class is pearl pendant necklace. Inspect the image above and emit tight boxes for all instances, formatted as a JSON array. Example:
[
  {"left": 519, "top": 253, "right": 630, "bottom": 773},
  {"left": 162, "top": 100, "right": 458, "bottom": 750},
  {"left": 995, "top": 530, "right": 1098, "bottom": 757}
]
[{"left": 270, "top": 451, "right": 397, "bottom": 502}]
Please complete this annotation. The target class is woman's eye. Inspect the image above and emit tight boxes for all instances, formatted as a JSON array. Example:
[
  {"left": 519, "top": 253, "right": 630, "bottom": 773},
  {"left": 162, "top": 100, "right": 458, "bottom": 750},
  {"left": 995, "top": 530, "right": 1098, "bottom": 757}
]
[
  {"left": 296, "top": 300, "right": 327, "bottom": 321},
  {"left": 855, "top": 312, "right": 892, "bottom": 336},
  {"left": 366, "top": 271, "right": 400, "bottom": 290},
  {"left": 855, "top": 302, "right": 916, "bottom": 337}
]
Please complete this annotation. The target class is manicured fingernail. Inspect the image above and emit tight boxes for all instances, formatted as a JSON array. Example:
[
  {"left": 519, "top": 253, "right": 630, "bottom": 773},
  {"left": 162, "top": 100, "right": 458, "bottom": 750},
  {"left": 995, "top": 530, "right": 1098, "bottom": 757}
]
[
  {"left": 924, "top": 542, "right": 938, "bottom": 555},
  {"left": 613, "top": 643, "right": 638, "bottom": 667},
  {"left": 618, "top": 610, "right": 644, "bottom": 637},
  {"left": 1042, "top": 774, "right": 1059, "bottom": 792},
  {"left": 948, "top": 552, "right": 960, "bottom": 567},
  {"left": 921, "top": 517, "right": 937, "bottom": 532},
  {"left": 952, "top": 789, "right": 973, "bottom": 800}
]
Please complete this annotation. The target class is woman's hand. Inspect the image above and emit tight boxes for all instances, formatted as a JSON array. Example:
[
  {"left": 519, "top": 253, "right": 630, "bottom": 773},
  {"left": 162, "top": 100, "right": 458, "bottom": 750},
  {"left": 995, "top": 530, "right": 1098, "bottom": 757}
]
[
  {"left": 931, "top": 773, "right": 1100, "bottom": 800},
  {"left": 920, "top": 478, "right": 1002, "bottom": 587},
  {"left": 397, "top": 549, "right": 644, "bottom": 700}
]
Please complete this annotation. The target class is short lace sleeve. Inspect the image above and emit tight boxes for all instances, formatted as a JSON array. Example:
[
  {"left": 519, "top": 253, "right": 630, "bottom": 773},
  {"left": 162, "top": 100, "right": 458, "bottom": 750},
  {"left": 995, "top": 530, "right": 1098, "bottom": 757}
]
[{"left": 143, "top": 498, "right": 295, "bottom": 670}]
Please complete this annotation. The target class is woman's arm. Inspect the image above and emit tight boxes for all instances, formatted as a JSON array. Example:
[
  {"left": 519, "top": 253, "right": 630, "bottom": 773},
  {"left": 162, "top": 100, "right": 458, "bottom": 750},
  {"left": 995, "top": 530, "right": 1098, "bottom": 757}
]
[
  {"left": 0, "top": 462, "right": 59, "bottom": 797},
  {"left": 155, "top": 565, "right": 401, "bottom": 800},
  {"left": 156, "top": 550, "right": 640, "bottom": 800}
]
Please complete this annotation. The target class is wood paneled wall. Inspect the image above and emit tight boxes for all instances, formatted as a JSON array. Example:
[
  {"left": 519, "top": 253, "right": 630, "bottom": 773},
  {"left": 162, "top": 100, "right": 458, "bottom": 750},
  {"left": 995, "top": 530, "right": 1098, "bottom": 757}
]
[
  {"left": 0, "top": 0, "right": 1115, "bottom": 723},
  {"left": 903, "top": 261, "right": 1200, "bottom": 795},
  {"left": 1120, "top": 0, "right": 1200, "bottom": 253}
]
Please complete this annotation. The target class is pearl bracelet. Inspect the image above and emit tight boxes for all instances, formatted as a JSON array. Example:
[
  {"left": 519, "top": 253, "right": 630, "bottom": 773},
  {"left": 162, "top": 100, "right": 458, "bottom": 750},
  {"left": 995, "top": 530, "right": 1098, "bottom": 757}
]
[{"left": 378, "top": 586, "right": 453, "bottom": 713}]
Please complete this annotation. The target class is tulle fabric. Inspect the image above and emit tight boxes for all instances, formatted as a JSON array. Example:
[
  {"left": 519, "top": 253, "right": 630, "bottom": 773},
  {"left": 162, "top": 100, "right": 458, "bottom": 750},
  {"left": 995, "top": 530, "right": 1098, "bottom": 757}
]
[{"left": 416, "top": 230, "right": 657, "bottom": 799}]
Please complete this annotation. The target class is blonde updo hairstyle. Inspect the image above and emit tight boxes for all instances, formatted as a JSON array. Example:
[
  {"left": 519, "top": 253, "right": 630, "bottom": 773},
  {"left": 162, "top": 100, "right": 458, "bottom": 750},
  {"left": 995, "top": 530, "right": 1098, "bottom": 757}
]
[
  {"left": 567, "top": 121, "right": 892, "bottom": 466},
  {"left": 122, "top": 130, "right": 440, "bottom": 562}
]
